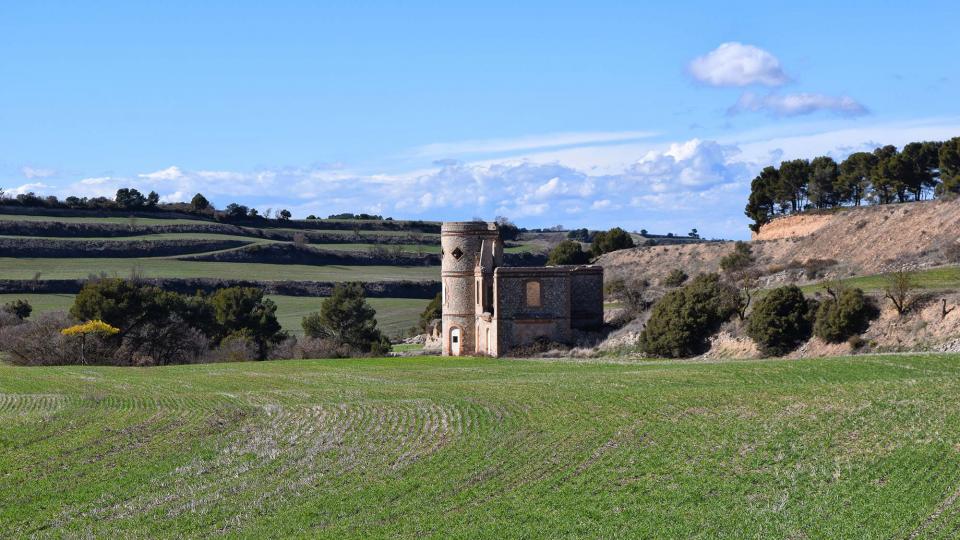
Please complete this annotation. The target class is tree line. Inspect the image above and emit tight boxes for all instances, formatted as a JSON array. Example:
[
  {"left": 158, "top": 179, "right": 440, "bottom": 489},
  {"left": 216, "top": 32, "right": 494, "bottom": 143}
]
[
  {"left": 745, "top": 136, "right": 960, "bottom": 231},
  {"left": 0, "top": 279, "right": 392, "bottom": 366}
]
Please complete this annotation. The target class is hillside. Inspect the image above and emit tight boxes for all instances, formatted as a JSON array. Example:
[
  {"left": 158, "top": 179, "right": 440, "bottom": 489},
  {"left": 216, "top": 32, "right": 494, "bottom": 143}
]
[
  {"left": 5, "top": 355, "right": 960, "bottom": 537},
  {"left": 600, "top": 199, "right": 960, "bottom": 287},
  {"left": 0, "top": 209, "right": 558, "bottom": 338}
]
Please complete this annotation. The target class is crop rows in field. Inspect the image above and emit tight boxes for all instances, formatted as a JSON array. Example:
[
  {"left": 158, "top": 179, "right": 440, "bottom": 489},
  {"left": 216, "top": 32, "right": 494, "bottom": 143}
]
[{"left": 5, "top": 356, "right": 960, "bottom": 536}]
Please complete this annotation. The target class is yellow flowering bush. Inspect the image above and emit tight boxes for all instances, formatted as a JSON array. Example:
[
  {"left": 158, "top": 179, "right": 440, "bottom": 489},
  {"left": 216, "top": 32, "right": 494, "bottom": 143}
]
[{"left": 61, "top": 320, "right": 120, "bottom": 337}]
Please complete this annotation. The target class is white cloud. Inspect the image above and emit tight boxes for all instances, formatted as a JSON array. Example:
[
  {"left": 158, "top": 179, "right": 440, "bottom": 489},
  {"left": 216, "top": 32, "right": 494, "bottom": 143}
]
[
  {"left": 533, "top": 177, "right": 561, "bottom": 199},
  {"left": 139, "top": 166, "right": 185, "bottom": 181},
  {"left": 8, "top": 182, "right": 52, "bottom": 195},
  {"left": 689, "top": 42, "right": 788, "bottom": 87},
  {"left": 14, "top": 117, "right": 960, "bottom": 240},
  {"left": 730, "top": 92, "right": 868, "bottom": 117},
  {"left": 21, "top": 166, "right": 56, "bottom": 179},
  {"left": 591, "top": 199, "right": 613, "bottom": 210}
]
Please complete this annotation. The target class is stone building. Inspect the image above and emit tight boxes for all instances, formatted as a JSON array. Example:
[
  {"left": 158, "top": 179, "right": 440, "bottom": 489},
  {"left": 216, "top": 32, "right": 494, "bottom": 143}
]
[{"left": 441, "top": 221, "right": 604, "bottom": 357}]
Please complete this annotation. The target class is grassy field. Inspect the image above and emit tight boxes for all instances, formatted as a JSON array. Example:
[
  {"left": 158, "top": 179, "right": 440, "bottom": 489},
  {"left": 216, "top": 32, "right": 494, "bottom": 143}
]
[
  {"left": 0, "top": 214, "right": 211, "bottom": 225},
  {"left": 0, "top": 233, "right": 273, "bottom": 243},
  {"left": 0, "top": 294, "right": 428, "bottom": 337},
  {"left": 0, "top": 257, "right": 439, "bottom": 281},
  {"left": 3, "top": 354, "right": 960, "bottom": 537},
  {"left": 803, "top": 266, "right": 960, "bottom": 294},
  {"left": 269, "top": 295, "right": 429, "bottom": 337}
]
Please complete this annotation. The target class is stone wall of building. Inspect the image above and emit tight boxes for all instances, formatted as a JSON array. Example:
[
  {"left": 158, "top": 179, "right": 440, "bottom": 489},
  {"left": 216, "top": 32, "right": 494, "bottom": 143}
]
[
  {"left": 441, "top": 221, "right": 605, "bottom": 357},
  {"left": 440, "top": 221, "right": 500, "bottom": 356},
  {"left": 493, "top": 267, "right": 572, "bottom": 353},
  {"left": 569, "top": 266, "right": 605, "bottom": 330}
]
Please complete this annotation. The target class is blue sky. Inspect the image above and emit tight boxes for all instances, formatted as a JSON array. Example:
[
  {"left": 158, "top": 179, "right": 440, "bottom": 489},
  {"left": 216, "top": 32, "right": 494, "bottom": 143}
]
[{"left": 1, "top": 1, "right": 958, "bottom": 238}]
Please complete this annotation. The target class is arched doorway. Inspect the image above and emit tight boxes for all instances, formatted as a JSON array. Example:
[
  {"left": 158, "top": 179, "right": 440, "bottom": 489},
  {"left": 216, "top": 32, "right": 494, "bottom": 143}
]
[{"left": 451, "top": 327, "right": 461, "bottom": 356}]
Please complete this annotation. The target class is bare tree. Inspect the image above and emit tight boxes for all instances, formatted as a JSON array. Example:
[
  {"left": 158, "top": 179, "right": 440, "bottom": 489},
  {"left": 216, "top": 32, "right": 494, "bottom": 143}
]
[
  {"left": 822, "top": 278, "right": 848, "bottom": 301},
  {"left": 942, "top": 298, "right": 956, "bottom": 320},
  {"left": 884, "top": 269, "right": 917, "bottom": 316}
]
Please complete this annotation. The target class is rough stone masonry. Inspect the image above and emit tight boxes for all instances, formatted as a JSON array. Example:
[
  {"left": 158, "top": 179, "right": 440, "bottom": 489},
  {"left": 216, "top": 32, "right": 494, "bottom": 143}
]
[{"left": 440, "top": 221, "right": 603, "bottom": 357}]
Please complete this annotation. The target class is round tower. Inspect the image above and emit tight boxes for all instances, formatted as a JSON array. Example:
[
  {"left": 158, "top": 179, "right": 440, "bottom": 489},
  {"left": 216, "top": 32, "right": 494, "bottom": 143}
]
[{"left": 441, "top": 221, "right": 499, "bottom": 356}]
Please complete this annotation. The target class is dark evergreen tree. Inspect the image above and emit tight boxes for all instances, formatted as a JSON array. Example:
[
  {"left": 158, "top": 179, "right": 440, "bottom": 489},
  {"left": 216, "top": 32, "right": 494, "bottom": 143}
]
[
  {"left": 808, "top": 156, "right": 839, "bottom": 208},
  {"left": 547, "top": 240, "right": 591, "bottom": 265},
  {"left": 837, "top": 152, "right": 877, "bottom": 206},
  {"left": 745, "top": 166, "right": 780, "bottom": 231}
]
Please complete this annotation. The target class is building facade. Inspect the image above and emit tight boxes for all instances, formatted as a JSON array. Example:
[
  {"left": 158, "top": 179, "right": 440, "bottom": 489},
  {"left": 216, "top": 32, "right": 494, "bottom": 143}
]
[{"left": 441, "top": 221, "right": 604, "bottom": 357}]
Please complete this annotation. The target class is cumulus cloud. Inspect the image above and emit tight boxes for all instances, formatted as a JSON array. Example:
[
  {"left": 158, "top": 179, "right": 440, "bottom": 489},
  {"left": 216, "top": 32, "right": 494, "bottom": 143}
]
[
  {"left": 730, "top": 92, "right": 868, "bottom": 117},
  {"left": 7, "top": 182, "right": 52, "bottom": 195},
  {"left": 688, "top": 42, "right": 789, "bottom": 87},
  {"left": 139, "top": 166, "right": 185, "bottom": 181},
  {"left": 25, "top": 117, "right": 960, "bottom": 240}
]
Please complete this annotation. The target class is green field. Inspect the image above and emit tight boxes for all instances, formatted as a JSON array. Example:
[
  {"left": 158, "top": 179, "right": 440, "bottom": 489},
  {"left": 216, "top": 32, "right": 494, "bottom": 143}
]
[
  {"left": 0, "top": 257, "right": 438, "bottom": 281},
  {"left": 0, "top": 214, "right": 212, "bottom": 225},
  {"left": 0, "top": 233, "right": 272, "bottom": 243},
  {"left": 270, "top": 296, "right": 429, "bottom": 337},
  {"left": 3, "top": 354, "right": 960, "bottom": 537},
  {"left": 0, "top": 294, "right": 428, "bottom": 337},
  {"left": 803, "top": 266, "right": 960, "bottom": 294}
]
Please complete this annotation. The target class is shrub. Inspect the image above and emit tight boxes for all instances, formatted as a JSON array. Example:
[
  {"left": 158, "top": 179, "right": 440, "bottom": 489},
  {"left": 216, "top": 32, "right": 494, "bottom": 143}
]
[
  {"left": 590, "top": 227, "right": 635, "bottom": 257},
  {"left": 2, "top": 299, "right": 32, "bottom": 319},
  {"left": 0, "top": 312, "right": 114, "bottom": 366},
  {"left": 547, "top": 240, "right": 591, "bottom": 265},
  {"left": 495, "top": 216, "right": 521, "bottom": 241},
  {"left": 747, "top": 285, "right": 814, "bottom": 356},
  {"left": 719, "top": 241, "right": 754, "bottom": 273},
  {"left": 640, "top": 273, "right": 739, "bottom": 358},
  {"left": 662, "top": 269, "right": 689, "bottom": 287},
  {"left": 205, "top": 333, "right": 259, "bottom": 363},
  {"left": 302, "top": 282, "right": 390, "bottom": 354},
  {"left": 798, "top": 258, "right": 838, "bottom": 280},
  {"left": 813, "top": 287, "right": 879, "bottom": 343},
  {"left": 210, "top": 287, "right": 285, "bottom": 359},
  {"left": 292, "top": 336, "right": 355, "bottom": 359},
  {"left": 883, "top": 269, "right": 917, "bottom": 316},
  {"left": 566, "top": 228, "right": 592, "bottom": 242}
]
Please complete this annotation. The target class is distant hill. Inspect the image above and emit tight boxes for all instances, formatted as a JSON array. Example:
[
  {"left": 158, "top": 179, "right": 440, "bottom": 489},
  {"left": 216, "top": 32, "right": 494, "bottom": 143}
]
[
  {"left": 0, "top": 208, "right": 550, "bottom": 337},
  {"left": 599, "top": 198, "right": 960, "bottom": 287}
]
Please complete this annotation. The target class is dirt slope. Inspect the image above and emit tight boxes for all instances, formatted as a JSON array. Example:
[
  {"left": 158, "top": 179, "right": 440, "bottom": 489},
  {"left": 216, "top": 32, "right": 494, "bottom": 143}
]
[{"left": 599, "top": 199, "right": 960, "bottom": 286}]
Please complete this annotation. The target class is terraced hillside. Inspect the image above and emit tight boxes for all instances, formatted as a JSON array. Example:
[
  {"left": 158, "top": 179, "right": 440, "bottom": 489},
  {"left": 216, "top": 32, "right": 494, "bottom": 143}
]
[
  {"left": 0, "top": 211, "right": 462, "bottom": 335},
  {"left": 4, "top": 354, "right": 960, "bottom": 537}
]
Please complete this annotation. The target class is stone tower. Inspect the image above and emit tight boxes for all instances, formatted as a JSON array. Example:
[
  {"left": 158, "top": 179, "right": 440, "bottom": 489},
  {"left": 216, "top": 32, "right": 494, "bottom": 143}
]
[{"left": 440, "top": 221, "right": 502, "bottom": 356}]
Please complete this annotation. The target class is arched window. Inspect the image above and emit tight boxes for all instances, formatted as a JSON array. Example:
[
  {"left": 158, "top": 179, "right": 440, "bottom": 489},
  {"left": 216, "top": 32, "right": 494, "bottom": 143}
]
[{"left": 526, "top": 280, "right": 541, "bottom": 307}]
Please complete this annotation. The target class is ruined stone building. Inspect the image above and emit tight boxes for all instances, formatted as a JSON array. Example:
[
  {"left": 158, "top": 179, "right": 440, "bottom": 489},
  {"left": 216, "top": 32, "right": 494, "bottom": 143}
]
[{"left": 441, "top": 221, "right": 604, "bottom": 357}]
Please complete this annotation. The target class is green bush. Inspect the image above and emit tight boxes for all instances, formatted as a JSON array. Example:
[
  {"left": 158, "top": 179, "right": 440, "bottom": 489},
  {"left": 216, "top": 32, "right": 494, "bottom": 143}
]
[
  {"left": 719, "top": 241, "right": 754, "bottom": 273},
  {"left": 302, "top": 282, "right": 390, "bottom": 354},
  {"left": 747, "top": 285, "right": 814, "bottom": 356},
  {"left": 2, "top": 299, "right": 32, "bottom": 320},
  {"left": 813, "top": 288, "right": 879, "bottom": 343},
  {"left": 210, "top": 287, "right": 284, "bottom": 359},
  {"left": 590, "top": 227, "right": 635, "bottom": 257},
  {"left": 640, "top": 273, "right": 739, "bottom": 358},
  {"left": 662, "top": 269, "right": 688, "bottom": 287},
  {"left": 547, "top": 240, "right": 591, "bottom": 265}
]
